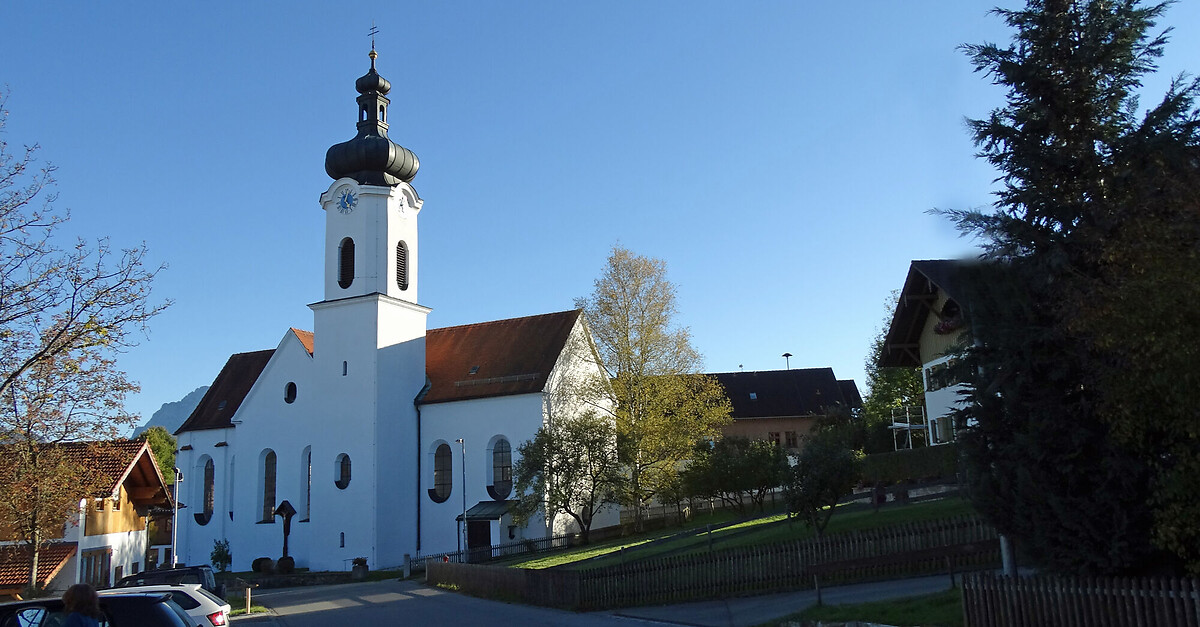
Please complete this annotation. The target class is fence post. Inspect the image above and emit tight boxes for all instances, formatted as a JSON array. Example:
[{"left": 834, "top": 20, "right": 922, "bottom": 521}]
[{"left": 813, "top": 573, "right": 822, "bottom": 606}]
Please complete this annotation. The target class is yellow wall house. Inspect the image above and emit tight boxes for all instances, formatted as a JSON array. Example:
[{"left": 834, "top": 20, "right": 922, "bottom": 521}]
[{"left": 0, "top": 440, "right": 172, "bottom": 598}]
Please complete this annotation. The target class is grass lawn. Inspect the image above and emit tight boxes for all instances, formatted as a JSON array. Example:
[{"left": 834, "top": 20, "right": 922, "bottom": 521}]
[
  {"left": 761, "top": 588, "right": 964, "bottom": 627},
  {"left": 225, "top": 592, "right": 269, "bottom": 616}
]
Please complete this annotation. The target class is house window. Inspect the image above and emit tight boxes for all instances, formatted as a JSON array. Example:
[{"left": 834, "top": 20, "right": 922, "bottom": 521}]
[
  {"left": 94, "top": 499, "right": 104, "bottom": 513},
  {"left": 768, "top": 432, "right": 781, "bottom": 447},
  {"left": 81, "top": 549, "right": 112, "bottom": 588},
  {"left": 338, "top": 237, "right": 355, "bottom": 289},
  {"left": 261, "top": 449, "right": 277, "bottom": 522},
  {"left": 430, "top": 443, "right": 452, "bottom": 503},
  {"left": 490, "top": 439, "right": 512, "bottom": 500},
  {"left": 396, "top": 241, "right": 409, "bottom": 291},
  {"left": 785, "top": 431, "right": 798, "bottom": 449},
  {"left": 285, "top": 382, "right": 297, "bottom": 404},
  {"left": 335, "top": 453, "right": 352, "bottom": 490},
  {"left": 112, "top": 494, "right": 121, "bottom": 511}
]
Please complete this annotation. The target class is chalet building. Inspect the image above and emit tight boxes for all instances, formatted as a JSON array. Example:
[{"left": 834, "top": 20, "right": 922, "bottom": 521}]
[
  {"left": 712, "top": 368, "right": 862, "bottom": 452},
  {"left": 0, "top": 440, "right": 172, "bottom": 598},
  {"left": 172, "top": 48, "right": 616, "bottom": 573},
  {"left": 880, "top": 259, "right": 971, "bottom": 446}
]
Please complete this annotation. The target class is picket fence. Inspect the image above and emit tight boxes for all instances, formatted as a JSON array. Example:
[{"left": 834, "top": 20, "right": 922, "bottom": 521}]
[
  {"left": 963, "top": 572, "right": 1200, "bottom": 627},
  {"left": 426, "top": 515, "right": 999, "bottom": 610}
]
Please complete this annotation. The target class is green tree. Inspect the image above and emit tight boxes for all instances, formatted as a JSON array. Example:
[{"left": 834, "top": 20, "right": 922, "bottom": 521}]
[
  {"left": 859, "top": 292, "right": 924, "bottom": 454},
  {"left": 681, "top": 437, "right": 789, "bottom": 516},
  {"left": 784, "top": 430, "right": 864, "bottom": 537},
  {"left": 139, "top": 426, "right": 177, "bottom": 484},
  {"left": 0, "top": 94, "right": 167, "bottom": 593},
  {"left": 511, "top": 412, "right": 623, "bottom": 544},
  {"left": 946, "top": 0, "right": 1199, "bottom": 574},
  {"left": 576, "top": 245, "right": 731, "bottom": 528}
]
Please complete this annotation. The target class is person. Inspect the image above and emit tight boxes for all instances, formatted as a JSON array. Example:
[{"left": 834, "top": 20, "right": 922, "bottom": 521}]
[{"left": 62, "top": 583, "right": 101, "bottom": 627}]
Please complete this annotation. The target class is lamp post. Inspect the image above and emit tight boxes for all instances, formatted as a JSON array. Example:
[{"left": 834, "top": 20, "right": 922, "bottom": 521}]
[
  {"left": 782, "top": 352, "right": 792, "bottom": 370},
  {"left": 454, "top": 438, "right": 466, "bottom": 557},
  {"left": 171, "top": 468, "right": 183, "bottom": 567}
]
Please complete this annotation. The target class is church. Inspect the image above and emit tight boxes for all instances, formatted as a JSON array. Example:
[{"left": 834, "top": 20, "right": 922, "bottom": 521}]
[{"left": 173, "top": 48, "right": 617, "bottom": 573}]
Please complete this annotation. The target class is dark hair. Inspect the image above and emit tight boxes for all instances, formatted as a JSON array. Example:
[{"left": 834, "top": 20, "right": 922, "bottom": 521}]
[{"left": 62, "top": 583, "right": 101, "bottom": 618}]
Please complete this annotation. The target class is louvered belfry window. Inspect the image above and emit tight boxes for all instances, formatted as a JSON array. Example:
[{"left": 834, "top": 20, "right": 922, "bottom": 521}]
[
  {"left": 338, "top": 237, "right": 355, "bottom": 289},
  {"left": 396, "top": 241, "right": 409, "bottom": 291}
]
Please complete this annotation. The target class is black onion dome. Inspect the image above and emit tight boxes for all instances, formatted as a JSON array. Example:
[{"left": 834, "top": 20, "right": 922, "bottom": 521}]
[{"left": 325, "top": 50, "right": 419, "bottom": 186}]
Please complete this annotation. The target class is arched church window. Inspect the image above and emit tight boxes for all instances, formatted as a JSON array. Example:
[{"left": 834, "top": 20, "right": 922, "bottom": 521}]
[
  {"left": 301, "top": 446, "right": 312, "bottom": 521},
  {"left": 284, "top": 382, "right": 297, "bottom": 404},
  {"left": 196, "top": 457, "right": 214, "bottom": 526},
  {"left": 260, "top": 449, "right": 277, "bottom": 523},
  {"left": 491, "top": 439, "right": 512, "bottom": 500},
  {"left": 338, "top": 238, "right": 355, "bottom": 289},
  {"left": 335, "top": 453, "right": 352, "bottom": 489},
  {"left": 396, "top": 241, "right": 409, "bottom": 291},
  {"left": 430, "top": 444, "right": 452, "bottom": 503}
]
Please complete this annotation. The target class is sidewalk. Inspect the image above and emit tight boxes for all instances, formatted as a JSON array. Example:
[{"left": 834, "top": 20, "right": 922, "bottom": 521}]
[{"left": 608, "top": 573, "right": 957, "bottom": 627}]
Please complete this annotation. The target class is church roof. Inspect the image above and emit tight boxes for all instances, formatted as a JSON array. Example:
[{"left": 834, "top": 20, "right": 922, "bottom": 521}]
[
  {"left": 421, "top": 309, "right": 582, "bottom": 404},
  {"left": 710, "top": 368, "right": 860, "bottom": 419},
  {"left": 176, "top": 310, "right": 583, "bottom": 431},
  {"left": 175, "top": 350, "right": 274, "bottom": 433}
]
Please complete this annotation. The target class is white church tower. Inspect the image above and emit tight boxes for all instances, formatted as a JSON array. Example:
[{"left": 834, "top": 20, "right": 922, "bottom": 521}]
[{"left": 308, "top": 46, "right": 430, "bottom": 568}]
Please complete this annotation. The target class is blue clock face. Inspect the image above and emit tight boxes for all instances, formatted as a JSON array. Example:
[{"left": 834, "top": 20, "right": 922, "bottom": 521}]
[{"left": 337, "top": 189, "right": 358, "bottom": 214}]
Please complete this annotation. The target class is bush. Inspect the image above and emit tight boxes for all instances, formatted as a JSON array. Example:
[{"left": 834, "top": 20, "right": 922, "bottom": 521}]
[
  {"left": 862, "top": 443, "right": 959, "bottom": 485},
  {"left": 277, "top": 556, "right": 295, "bottom": 574},
  {"left": 352, "top": 556, "right": 368, "bottom": 568},
  {"left": 251, "top": 557, "right": 275, "bottom": 574},
  {"left": 210, "top": 539, "right": 232, "bottom": 573}
]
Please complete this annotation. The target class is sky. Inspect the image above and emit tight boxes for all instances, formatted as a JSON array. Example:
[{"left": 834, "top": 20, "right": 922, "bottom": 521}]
[{"left": 2, "top": 2, "right": 1198, "bottom": 426}]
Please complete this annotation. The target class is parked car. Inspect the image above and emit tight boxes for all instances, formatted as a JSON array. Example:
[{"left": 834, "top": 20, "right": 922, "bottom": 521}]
[
  {"left": 0, "top": 592, "right": 193, "bottom": 627},
  {"left": 112, "top": 565, "right": 225, "bottom": 599},
  {"left": 100, "top": 584, "right": 230, "bottom": 627}
]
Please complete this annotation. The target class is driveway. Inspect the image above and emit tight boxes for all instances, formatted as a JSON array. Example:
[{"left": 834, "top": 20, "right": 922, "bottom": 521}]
[{"left": 235, "top": 573, "right": 958, "bottom": 627}]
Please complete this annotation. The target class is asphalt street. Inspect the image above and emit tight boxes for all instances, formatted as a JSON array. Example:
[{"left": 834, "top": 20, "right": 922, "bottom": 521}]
[{"left": 232, "top": 573, "right": 958, "bottom": 627}]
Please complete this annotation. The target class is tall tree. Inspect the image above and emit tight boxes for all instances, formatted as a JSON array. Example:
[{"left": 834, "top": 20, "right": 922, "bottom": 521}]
[
  {"left": 946, "top": 0, "right": 1200, "bottom": 574},
  {"left": 0, "top": 94, "right": 168, "bottom": 592},
  {"left": 576, "top": 246, "right": 731, "bottom": 527},
  {"left": 139, "top": 426, "right": 177, "bottom": 484},
  {"left": 859, "top": 292, "right": 924, "bottom": 454},
  {"left": 511, "top": 411, "right": 623, "bottom": 544}
]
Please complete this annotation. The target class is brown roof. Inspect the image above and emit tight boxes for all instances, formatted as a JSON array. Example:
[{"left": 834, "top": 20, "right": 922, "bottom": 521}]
[
  {"left": 291, "top": 328, "right": 314, "bottom": 355},
  {"left": 421, "top": 310, "right": 582, "bottom": 404},
  {"left": 881, "top": 259, "right": 975, "bottom": 368},
  {"left": 0, "top": 542, "right": 77, "bottom": 591},
  {"left": 53, "top": 440, "right": 171, "bottom": 505},
  {"left": 175, "top": 350, "right": 274, "bottom": 433}
]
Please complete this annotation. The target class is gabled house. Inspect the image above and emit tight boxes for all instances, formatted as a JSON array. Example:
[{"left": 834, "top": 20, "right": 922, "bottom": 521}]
[
  {"left": 711, "top": 368, "right": 862, "bottom": 452},
  {"left": 880, "top": 259, "right": 972, "bottom": 445},
  {"left": 0, "top": 440, "right": 172, "bottom": 598}
]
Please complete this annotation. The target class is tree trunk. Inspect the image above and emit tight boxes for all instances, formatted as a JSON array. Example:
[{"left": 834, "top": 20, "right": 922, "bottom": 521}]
[{"left": 28, "top": 527, "right": 40, "bottom": 594}]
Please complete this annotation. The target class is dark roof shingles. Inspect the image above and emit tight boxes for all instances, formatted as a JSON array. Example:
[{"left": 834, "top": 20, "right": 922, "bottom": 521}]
[
  {"left": 711, "top": 369, "right": 860, "bottom": 420},
  {"left": 175, "top": 350, "right": 274, "bottom": 434}
]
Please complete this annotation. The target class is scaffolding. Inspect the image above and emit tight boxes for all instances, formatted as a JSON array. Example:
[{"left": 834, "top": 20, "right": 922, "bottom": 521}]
[{"left": 889, "top": 405, "right": 928, "bottom": 450}]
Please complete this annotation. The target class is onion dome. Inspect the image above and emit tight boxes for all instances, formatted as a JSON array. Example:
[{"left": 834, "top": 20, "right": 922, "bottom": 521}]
[{"left": 325, "top": 49, "right": 419, "bottom": 186}]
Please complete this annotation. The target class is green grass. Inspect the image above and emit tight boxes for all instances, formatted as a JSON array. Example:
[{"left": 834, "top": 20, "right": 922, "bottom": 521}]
[
  {"left": 225, "top": 593, "right": 268, "bottom": 616},
  {"left": 761, "top": 588, "right": 964, "bottom": 627}
]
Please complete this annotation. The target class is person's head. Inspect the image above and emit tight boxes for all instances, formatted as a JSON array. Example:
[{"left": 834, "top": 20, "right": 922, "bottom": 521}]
[{"left": 62, "top": 583, "right": 100, "bottom": 617}]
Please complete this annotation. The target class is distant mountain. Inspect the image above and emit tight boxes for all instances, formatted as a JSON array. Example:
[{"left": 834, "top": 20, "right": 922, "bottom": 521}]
[{"left": 136, "top": 386, "right": 209, "bottom": 436}]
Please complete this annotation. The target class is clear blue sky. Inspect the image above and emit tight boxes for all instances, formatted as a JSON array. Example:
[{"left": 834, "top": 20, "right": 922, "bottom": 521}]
[{"left": 2, "top": 2, "right": 1198, "bottom": 425}]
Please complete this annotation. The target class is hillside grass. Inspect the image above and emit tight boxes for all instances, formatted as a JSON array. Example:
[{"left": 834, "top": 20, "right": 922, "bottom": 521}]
[{"left": 760, "top": 588, "right": 964, "bottom": 627}]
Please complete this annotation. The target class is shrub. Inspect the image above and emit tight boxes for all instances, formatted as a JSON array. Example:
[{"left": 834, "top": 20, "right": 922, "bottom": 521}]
[
  {"left": 861, "top": 443, "right": 959, "bottom": 485},
  {"left": 210, "top": 539, "right": 232, "bottom": 573},
  {"left": 352, "top": 556, "right": 368, "bottom": 568},
  {"left": 251, "top": 557, "right": 275, "bottom": 574},
  {"left": 277, "top": 556, "right": 295, "bottom": 574}
]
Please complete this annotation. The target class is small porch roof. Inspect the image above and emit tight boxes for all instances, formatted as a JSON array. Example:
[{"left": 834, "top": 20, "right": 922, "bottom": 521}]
[{"left": 455, "top": 500, "right": 517, "bottom": 522}]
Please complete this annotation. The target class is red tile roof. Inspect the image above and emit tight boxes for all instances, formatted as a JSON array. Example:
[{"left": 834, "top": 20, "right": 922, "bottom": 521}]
[
  {"left": 422, "top": 310, "right": 581, "bottom": 404},
  {"left": 0, "top": 542, "right": 77, "bottom": 591},
  {"left": 175, "top": 350, "right": 274, "bottom": 434},
  {"left": 291, "top": 328, "right": 314, "bottom": 355}
]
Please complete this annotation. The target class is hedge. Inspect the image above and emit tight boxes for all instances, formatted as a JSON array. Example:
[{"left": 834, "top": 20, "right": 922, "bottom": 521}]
[{"left": 861, "top": 443, "right": 959, "bottom": 485}]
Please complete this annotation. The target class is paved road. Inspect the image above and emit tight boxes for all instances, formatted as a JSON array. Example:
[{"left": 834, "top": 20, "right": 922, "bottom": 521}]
[{"left": 234, "top": 573, "right": 959, "bottom": 627}]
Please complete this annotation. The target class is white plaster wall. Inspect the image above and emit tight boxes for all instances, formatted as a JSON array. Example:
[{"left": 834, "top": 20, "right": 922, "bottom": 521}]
[
  {"left": 418, "top": 393, "right": 545, "bottom": 556},
  {"left": 320, "top": 180, "right": 421, "bottom": 303},
  {"left": 922, "top": 354, "right": 966, "bottom": 444}
]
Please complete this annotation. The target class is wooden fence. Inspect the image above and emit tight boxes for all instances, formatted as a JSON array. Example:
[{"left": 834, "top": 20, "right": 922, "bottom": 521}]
[
  {"left": 426, "top": 515, "right": 999, "bottom": 610},
  {"left": 963, "top": 573, "right": 1200, "bottom": 627}
]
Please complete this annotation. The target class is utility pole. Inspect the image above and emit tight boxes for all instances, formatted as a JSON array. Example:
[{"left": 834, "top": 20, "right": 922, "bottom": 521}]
[{"left": 455, "top": 438, "right": 466, "bottom": 557}]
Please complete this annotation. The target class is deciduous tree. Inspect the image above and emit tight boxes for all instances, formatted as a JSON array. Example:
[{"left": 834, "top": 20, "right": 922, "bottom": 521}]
[
  {"left": 576, "top": 246, "right": 731, "bottom": 527},
  {"left": 0, "top": 94, "right": 167, "bottom": 592},
  {"left": 681, "top": 437, "right": 789, "bottom": 517},
  {"left": 783, "top": 429, "right": 863, "bottom": 537},
  {"left": 139, "top": 426, "right": 177, "bottom": 484}
]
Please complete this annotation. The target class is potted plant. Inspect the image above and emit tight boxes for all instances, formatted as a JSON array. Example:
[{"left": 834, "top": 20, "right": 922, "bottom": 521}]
[{"left": 351, "top": 556, "right": 368, "bottom": 579}]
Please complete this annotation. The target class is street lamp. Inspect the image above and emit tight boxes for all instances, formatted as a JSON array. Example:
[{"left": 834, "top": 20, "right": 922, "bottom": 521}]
[
  {"left": 171, "top": 468, "right": 183, "bottom": 567},
  {"left": 454, "top": 438, "right": 466, "bottom": 557},
  {"left": 782, "top": 352, "right": 793, "bottom": 370}
]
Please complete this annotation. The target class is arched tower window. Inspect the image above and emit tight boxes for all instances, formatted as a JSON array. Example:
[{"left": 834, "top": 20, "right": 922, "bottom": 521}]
[
  {"left": 335, "top": 453, "right": 352, "bottom": 490},
  {"left": 430, "top": 443, "right": 452, "bottom": 503},
  {"left": 396, "top": 241, "right": 409, "bottom": 291},
  {"left": 379, "top": 104, "right": 386, "bottom": 122},
  {"left": 490, "top": 439, "right": 512, "bottom": 500},
  {"left": 260, "top": 449, "right": 277, "bottom": 523},
  {"left": 338, "top": 237, "right": 355, "bottom": 289}
]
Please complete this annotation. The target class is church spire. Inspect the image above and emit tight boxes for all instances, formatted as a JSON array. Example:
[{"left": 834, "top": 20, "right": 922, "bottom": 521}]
[{"left": 325, "top": 44, "right": 420, "bottom": 186}]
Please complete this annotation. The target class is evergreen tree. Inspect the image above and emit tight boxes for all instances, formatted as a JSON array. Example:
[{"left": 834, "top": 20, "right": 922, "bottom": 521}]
[{"left": 947, "top": 0, "right": 1200, "bottom": 574}]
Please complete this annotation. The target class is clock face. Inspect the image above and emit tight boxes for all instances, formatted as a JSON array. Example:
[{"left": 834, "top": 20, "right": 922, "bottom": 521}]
[{"left": 336, "top": 188, "right": 358, "bottom": 214}]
